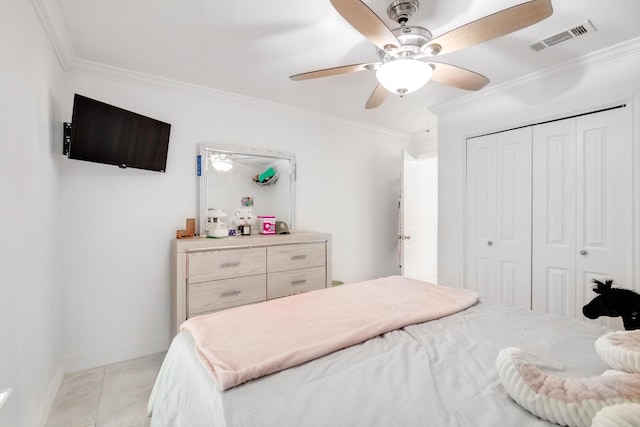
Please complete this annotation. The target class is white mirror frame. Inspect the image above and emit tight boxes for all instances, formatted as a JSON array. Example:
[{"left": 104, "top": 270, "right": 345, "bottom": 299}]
[{"left": 198, "top": 143, "right": 296, "bottom": 236}]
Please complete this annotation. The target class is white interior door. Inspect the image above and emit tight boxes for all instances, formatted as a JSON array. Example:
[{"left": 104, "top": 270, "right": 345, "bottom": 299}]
[
  {"left": 466, "top": 128, "right": 532, "bottom": 308},
  {"left": 574, "top": 108, "right": 632, "bottom": 325},
  {"left": 495, "top": 128, "right": 532, "bottom": 309},
  {"left": 400, "top": 153, "right": 438, "bottom": 282},
  {"left": 466, "top": 134, "right": 497, "bottom": 299},
  {"left": 532, "top": 107, "right": 631, "bottom": 323},
  {"left": 400, "top": 151, "right": 419, "bottom": 278},
  {"left": 532, "top": 119, "right": 578, "bottom": 316}
]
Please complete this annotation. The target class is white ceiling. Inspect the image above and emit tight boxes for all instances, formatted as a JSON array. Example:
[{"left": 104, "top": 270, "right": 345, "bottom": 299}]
[{"left": 49, "top": 0, "right": 640, "bottom": 134}]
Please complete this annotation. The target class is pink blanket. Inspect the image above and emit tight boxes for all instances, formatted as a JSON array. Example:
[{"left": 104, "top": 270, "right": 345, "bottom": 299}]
[{"left": 181, "top": 275, "right": 479, "bottom": 390}]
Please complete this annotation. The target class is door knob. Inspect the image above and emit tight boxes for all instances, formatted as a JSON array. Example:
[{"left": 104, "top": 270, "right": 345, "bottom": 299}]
[
  {"left": 487, "top": 240, "right": 493, "bottom": 246},
  {"left": 580, "top": 249, "right": 588, "bottom": 256}
]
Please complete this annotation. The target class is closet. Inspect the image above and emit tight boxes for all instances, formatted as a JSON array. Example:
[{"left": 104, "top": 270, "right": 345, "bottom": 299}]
[{"left": 466, "top": 106, "right": 632, "bottom": 319}]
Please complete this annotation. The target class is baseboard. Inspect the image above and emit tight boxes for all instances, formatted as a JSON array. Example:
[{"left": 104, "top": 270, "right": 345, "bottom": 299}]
[
  {"left": 38, "top": 362, "right": 64, "bottom": 427},
  {"left": 63, "top": 336, "right": 170, "bottom": 373}
]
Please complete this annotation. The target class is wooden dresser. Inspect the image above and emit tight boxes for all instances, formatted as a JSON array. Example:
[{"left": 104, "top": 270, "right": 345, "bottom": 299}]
[{"left": 171, "top": 231, "right": 332, "bottom": 335}]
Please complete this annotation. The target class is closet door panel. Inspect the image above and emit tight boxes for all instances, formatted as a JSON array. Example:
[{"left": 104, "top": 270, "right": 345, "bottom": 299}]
[
  {"left": 475, "top": 257, "right": 495, "bottom": 301},
  {"left": 466, "top": 128, "right": 531, "bottom": 309},
  {"left": 496, "top": 127, "right": 532, "bottom": 309},
  {"left": 545, "top": 267, "right": 570, "bottom": 316},
  {"left": 575, "top": 108, "right": 631, "bottom": 319},
  {"left": 532, "top": 120, "right": 576, "bottom": 316},
  {"left": 466, "top": 134, "right": 497, "bottom": 296},
  {"left": 500, "top": 260, "right": 519, "bottom": 306}
]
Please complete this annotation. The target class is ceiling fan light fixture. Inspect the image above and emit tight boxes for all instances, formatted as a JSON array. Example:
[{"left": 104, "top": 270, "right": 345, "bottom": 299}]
[
  {"left": 376, "top": 59, "right": 432, "bottom": 96},
  {"left": 209, "top": 154, "right": 233, "bottom": 172}
]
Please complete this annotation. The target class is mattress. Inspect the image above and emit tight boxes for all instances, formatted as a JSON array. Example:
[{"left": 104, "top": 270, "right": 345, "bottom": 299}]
[{"left": 148, "top": 302, "right": 610, "bottom": 427}]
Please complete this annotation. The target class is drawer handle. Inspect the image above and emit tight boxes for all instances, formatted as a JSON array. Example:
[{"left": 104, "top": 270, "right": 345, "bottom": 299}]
[
  {"left": 220, "top": 289, "right": 241, "bottom": 297},
  {"left": 291, "top": 255, "right": 307, "bottom": 261},
  {"left": 220, "top": 261, "right": 241, "bottom": 268},
  {"left": 291, "top": 279, "right": 307, "bottom": 286}
]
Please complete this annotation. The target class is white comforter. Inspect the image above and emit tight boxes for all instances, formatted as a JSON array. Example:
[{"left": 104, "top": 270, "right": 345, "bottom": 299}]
[{"left": 148, "top": 302, "right": 610, "bottom": 427}]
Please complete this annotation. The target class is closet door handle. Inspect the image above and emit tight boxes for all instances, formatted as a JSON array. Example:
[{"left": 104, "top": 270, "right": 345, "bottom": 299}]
[
  {"left": 487, "top": 240, "right": 493, "bottom": 246},
  {"left": 580, "top": 249, "right": 588, "bottom": 256}
]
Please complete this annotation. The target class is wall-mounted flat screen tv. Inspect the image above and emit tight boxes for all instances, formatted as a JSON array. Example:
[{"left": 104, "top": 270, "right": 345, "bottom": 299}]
[{"left": 68, "top": 94, "right": 171, "bottom": 172}]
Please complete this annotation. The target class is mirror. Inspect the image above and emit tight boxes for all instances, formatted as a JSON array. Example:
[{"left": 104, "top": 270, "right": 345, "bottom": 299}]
[{"left": 198, "top": 143, "right": 296, "bottom": 236}]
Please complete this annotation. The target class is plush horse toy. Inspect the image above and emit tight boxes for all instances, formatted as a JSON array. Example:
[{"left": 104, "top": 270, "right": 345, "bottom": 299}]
[{"left": 583, "top": 279, "right": 640, "bottom": 330}]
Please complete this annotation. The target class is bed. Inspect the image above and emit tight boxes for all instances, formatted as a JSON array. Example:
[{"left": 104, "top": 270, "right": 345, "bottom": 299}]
[{"left": 148, "top": 276, "right": 613, "bottom": 427}]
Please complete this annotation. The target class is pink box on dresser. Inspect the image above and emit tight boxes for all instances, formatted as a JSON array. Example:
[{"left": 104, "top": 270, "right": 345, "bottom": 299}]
[{"left": 257, "top": 216, "right": 276, "bottom": 234}]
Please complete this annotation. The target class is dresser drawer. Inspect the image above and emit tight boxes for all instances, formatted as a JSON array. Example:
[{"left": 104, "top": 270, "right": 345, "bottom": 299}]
[
  {"left": 267, "top": 266, "right": 326, "bottom": 299},
  {"left": 267, "top": 243, "right": 326, "bottom": 273},
  {"left": 188, "top": 275, "right": 266, "bottom": 316},
  {"left": 187, "top": 247, "right": 266, "bottom": 283}
]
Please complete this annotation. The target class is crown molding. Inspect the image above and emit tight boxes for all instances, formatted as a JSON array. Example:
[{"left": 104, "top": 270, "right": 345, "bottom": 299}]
[
  {"left": 31, "top": 0, "right": 76, "bottom": 69},
  {"left": 29, "top": 0, "right": 409, "bottom": 139},
  {"left": 431, "top": 35, "right": 640, "bottom": 116}
]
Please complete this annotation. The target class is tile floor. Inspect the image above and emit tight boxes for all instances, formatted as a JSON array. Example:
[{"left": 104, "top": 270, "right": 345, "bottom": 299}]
[{"left": 45, "top": 351, "right": 166, "bottom": 427}]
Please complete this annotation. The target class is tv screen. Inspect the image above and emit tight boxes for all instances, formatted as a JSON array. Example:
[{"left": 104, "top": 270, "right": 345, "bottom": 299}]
[{"left": 68, "top": 94, "right": 171, "bottom": 172}]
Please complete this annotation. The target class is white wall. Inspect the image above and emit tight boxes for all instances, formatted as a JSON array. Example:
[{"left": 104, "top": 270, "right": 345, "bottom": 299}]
[
  {"left": 434, "top": 38, "right": 640, "bottom": 290},
  {"left": 0, "top": 2, "right": 68, "bottom": 426},
  {"left": 58, "top": 67, "right": 410, "bottom": 371},
  {"left": 410, "top": 110, "right": 438, "bottom": 155}
]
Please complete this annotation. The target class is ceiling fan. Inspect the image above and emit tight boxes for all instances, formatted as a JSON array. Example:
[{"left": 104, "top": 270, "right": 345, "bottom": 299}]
[{"left": 290, "top": 0, "right": 553, "bottom": 109}]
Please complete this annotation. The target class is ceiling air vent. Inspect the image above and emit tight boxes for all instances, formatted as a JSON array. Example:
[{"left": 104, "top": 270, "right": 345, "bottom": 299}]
[{"left": 529, "top": 20, "right": 597, "bottom": 52}]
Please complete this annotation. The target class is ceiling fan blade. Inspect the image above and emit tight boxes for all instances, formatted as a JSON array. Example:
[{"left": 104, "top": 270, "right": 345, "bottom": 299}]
[
  {"left": 290, "top": 63, "right": 378, "bottom": 81},
  {"left": 427, "top": 62, "right": 489, "bottom": 91},
  {"left": 365, "top": 84, "right": 390, "bottom": 109},
  {"left": 330, "top": 0, "right": 400, "bottom": 51},
  {"left": 426, "top": 0, "right": 553, "bottom": 56}
]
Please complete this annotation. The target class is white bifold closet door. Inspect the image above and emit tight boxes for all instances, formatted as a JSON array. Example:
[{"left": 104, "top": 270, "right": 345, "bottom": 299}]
[
  {"left": 531, "top": 107, "right": 632, "bottom": 320},
  {"left": 466, "top": 127, "right": 532, "bottom": 310}
]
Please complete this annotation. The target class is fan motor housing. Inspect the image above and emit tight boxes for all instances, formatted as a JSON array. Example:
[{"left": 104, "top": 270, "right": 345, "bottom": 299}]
[
  {"left": 378, "top": 26, "right": 433, "bottom": 60},
  {"left": 393, "top": 26, "right": 432, "bottom": 51}
]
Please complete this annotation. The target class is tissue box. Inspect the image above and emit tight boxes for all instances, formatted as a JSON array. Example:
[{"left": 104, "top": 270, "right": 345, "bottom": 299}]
[{"left": 257, "top": 216, "right": 276, "bottom": 235}]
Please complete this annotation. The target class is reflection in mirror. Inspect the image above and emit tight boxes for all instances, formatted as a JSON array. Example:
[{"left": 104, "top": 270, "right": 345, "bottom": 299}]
[{"left": 198, "top": 143, "right": 296, "bottom": 236}]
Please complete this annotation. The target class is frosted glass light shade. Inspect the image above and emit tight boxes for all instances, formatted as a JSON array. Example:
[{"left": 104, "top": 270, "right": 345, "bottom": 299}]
[
  {"left": 212, "top": 160, "right": 233, "bottom": 172},
  {"left": 209, "top": 154, "right": 233, "bottom": 171},
  {"left": 376, "top": 59, "right": 432, "bottom": 96}
]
